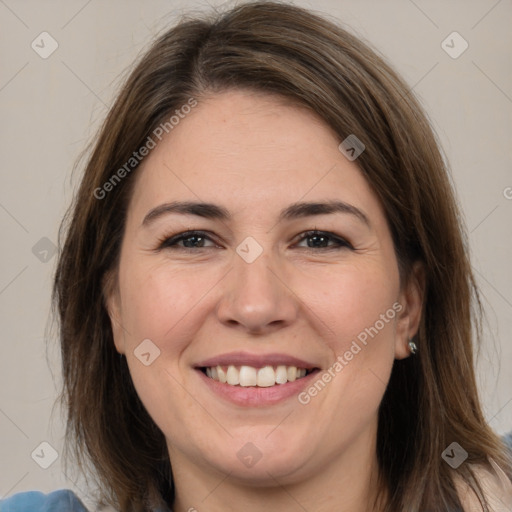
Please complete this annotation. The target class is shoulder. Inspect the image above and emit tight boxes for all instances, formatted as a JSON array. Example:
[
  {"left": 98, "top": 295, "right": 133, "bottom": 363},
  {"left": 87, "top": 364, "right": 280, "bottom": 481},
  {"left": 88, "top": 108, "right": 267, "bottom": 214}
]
[
  {"left": 0, "top": 489, "right": 88, "bottom": 512},
  {"left": 454, "top": 459, "right": 512, "bottom": 512}
]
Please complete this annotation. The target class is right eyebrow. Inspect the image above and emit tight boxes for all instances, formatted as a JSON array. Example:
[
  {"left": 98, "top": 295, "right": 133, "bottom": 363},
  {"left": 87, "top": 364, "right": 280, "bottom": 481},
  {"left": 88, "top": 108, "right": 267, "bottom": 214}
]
[{"left": 142, "top": 201, "right": 231, "bottom": 227}]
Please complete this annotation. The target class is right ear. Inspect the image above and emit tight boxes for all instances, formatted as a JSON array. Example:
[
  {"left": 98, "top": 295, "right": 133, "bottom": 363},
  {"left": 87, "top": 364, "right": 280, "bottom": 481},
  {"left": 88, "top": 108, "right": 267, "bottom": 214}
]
[{"left": 102, "top": 269, "right": 125, "bottom": 355}]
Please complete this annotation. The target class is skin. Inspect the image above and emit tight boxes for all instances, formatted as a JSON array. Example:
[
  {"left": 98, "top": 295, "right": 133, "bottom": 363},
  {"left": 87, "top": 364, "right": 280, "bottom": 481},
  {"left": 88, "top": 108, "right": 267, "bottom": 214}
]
[{"left": 106, "top": 89, "right": 424, "bottom": 512}]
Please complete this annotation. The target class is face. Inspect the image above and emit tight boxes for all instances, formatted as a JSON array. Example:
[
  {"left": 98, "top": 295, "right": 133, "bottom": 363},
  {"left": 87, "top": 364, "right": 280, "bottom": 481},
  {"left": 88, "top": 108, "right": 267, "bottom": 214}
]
[{"left": 106, "top": 89, "right": 423, "bottom": 486}]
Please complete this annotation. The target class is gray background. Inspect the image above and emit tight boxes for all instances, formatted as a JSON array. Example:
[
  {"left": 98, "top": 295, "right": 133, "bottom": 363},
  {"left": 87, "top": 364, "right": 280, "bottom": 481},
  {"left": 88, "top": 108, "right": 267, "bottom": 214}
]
[{"left": 1, "top": 0, "right": 511, "bottom": 507}]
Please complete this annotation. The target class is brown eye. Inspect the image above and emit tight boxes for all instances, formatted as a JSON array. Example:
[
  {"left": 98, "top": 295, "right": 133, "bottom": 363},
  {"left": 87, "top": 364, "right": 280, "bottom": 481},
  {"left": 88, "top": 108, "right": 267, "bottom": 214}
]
[
  {"left": 159, "top": 231, "right": 218, "bottom": 250},
  {"left": 295, "top": 230, "right": 353, "bottom": 250}
]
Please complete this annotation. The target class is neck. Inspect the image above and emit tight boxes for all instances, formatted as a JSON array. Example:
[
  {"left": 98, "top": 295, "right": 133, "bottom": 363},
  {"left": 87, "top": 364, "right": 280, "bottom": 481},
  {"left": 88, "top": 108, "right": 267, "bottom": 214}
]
[{"left": 168, "top": 421, "right": 387, "bottom": 512}]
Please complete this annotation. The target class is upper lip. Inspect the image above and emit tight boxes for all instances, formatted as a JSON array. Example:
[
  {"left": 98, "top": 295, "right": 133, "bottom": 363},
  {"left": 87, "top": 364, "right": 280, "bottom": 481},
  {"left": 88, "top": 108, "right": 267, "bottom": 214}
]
[{"left": 195, "top": 351, "right": 320, "bottom": 370}]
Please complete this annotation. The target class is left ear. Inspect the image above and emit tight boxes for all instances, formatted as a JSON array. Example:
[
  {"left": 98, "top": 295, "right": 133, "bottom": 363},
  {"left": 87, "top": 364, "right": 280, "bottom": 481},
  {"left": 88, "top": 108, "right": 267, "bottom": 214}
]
[{"left": 394, "top": 260, "right": 426, "bottom": 360}]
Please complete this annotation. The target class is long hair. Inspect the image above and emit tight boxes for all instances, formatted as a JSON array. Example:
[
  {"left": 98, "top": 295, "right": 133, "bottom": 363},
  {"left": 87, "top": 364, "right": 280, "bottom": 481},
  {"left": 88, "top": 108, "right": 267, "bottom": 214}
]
[{"left": 53, "top": 2, "right": 512, "bottom": 510}]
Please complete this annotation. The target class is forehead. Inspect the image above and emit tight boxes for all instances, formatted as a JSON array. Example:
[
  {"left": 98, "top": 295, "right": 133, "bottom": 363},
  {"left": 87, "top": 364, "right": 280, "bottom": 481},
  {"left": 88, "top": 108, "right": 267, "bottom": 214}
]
[{"left": 126, "top": 90, "right": 385, "bottom": 227}]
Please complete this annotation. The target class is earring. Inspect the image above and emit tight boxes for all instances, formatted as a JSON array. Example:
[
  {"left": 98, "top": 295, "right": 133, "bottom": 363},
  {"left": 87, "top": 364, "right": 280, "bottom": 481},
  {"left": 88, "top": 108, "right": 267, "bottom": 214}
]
[{"left": 408, "top": 339, "right": 418, "bottom": 355}]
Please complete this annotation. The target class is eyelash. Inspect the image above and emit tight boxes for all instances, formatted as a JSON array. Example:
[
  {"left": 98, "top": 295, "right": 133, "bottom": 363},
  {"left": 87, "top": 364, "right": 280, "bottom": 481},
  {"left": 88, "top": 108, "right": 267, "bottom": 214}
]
[{"left": 156, "top": 229, "right": 353, "bottom": 252}]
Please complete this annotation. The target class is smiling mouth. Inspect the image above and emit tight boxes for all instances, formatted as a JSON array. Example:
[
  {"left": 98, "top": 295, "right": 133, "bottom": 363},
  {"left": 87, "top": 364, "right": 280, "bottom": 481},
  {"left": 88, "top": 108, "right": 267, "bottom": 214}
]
[{"left": 198, "top": 365, "right": 318, "bottom": 387}]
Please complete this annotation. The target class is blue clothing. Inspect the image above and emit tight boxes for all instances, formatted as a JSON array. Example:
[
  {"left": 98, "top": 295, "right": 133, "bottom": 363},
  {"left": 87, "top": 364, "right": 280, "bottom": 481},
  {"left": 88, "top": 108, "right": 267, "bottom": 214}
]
[
  {"left": 0, "top": 490, "right": 88, "bottom": 512},
  {"left": 0, "top": 489, "right": 172, "bottom": 512},
  {"left": 2, "top": 433, "right": 512, "bottom": 510},
  {"left": 505, "top": 429, "right": 512, "bottom": 450}
]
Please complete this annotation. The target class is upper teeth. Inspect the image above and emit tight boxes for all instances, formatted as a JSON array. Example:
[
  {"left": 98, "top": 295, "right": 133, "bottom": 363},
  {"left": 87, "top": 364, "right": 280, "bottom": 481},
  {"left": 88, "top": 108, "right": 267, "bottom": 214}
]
[{"left": 205, "top": 365, "right": 308, "bottom": 387}]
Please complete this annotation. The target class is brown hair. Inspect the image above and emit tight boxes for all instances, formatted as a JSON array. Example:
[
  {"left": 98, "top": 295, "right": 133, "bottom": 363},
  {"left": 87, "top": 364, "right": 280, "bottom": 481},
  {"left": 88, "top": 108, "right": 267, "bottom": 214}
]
[{"left": 53, "top": 1, "right": 512, "bottom": 511}]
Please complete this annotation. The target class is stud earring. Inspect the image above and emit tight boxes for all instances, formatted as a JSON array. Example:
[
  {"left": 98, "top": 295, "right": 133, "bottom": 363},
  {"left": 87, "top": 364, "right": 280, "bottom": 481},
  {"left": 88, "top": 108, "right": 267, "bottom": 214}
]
[{"left": 408, "top": 339, "right": 418, "bottom": 354}]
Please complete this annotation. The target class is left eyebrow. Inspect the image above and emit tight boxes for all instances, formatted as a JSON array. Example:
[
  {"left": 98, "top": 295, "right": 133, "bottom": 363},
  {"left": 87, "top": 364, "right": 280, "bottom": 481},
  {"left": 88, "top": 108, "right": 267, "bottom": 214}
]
[
  {"left": 279, "top": 200, "right": 370, "bottom": 227},
  {"left": 141, "top": 200, "right": 370, "bottom": 228}
]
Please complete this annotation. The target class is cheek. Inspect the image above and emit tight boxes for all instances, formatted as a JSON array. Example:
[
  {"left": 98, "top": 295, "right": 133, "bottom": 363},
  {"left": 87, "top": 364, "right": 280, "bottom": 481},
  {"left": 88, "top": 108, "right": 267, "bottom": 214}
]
[
  {"left": 305, "top": 260, "right": 400, "bottom": 347},
  {"left": 119, "top": 262, "right": 215, "bottom": 347},
  {"left": 314, "top": 264, "right": 399, "bottom": 401}
]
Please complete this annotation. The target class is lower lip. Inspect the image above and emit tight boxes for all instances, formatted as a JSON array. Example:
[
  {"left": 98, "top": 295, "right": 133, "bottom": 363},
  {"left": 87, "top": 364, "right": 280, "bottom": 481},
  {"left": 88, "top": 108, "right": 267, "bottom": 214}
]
[{"left": 195, "top": 368, "right": 321, "bottom": 407}]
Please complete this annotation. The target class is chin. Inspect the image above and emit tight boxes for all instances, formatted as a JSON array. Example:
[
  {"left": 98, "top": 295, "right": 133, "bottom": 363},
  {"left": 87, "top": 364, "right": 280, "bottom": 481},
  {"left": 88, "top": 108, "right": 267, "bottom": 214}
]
[{"left": 204, "top": 434, "right": 314, "bottom": 484}]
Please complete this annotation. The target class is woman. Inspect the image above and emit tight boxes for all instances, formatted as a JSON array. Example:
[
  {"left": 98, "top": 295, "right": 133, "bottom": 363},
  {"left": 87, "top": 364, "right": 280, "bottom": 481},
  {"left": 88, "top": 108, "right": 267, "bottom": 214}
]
[{"left": 2, "top": 1, "right": 511, "bottom": 511}]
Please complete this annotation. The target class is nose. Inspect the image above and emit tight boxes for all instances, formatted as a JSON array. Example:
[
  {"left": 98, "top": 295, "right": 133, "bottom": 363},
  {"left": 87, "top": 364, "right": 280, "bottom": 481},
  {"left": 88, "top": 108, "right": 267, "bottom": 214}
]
[{"left": 215, "top": 247, "right": 300, "bottom": 335}]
